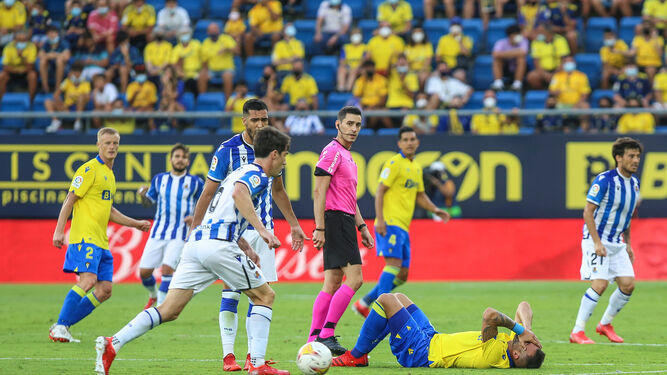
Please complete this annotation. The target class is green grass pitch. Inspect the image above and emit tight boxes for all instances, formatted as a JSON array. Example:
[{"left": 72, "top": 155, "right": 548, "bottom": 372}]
[{"left": 1, "top": 281, "right": 666, "bottom": 374}]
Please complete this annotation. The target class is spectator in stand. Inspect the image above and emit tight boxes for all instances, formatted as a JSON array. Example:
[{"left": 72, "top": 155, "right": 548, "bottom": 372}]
[
  {"left": 170, "top": 31, "right": 201, "bottom": 95},
  {"left": 518, "top": 0, "right": 540, "bottom": 38},
  {"left": 590, "top": 96, "right": 617, "bottom": 133},
  {"left": 198, "top": 22, "right": 238, "bottom": 98},
  {"left": 126, "top": 68, "right": 157, "bottom": 129},
  {"left": 435, "top": 17, "right": 472, "bottom": 71},
  {"left": 535, "top": 95, "right": 563, "bottom": 132},
  {"left": 284, "top": 98, "right": 325, "bottom": 135},
  {"left": 405, "top": 27, "right": 433, "bottom": 87},
  {"left": 91, "top": 73, "right": 118, "bottom": 127},
  {"left": 478, "top": 0, "right": 510, "bottom": 28},
  {"left": 613, "top": 64, "right": 652, "bottom": 108},
  {"left": 244, "top": 0, "right": 283, "bottom": 56},
  {"left": 471, "top": 90, "right": 518, "bottom": 135},
  {"left": 153, "top": 0, "right": 190, "bottom": 43},
  {"left": 337, "top": 27, "right": 366, "bottom": 92},
  {"left": 314, "top": 0, "right": 351, "bottom": 54},
  {"left": 226, "top": 81, "right": 254, "bottom": 133},
  {"left": 39, "top": 26, "right": 71, "bottom": 93},
  {"left": 653, "top": 66, "right": 667, "bottom": 108},
  {"left": 535, "top": 0, "right": 578, "bottom": 52},
  {"left": 643, "top": 0, "right": 667, "bottom": 32},
  {"left": 0, "top": 29, "right": 37, "bottom": 102},
  {"left": 583, "top": 0, "right": 631, "bottom": 18},
  {"left": 224, "top": 9, "right": 245, "bottom": 46},
  {"left": 271, "top": 23, "right": 305, "bottom": 80},
  {"left": 353, "top": 60, "right": 391, "bottom": 129},
  {"left": 280, "top": 59, "right": 319, "bottom": 109},
  {"left": 107, "top": 30, "right": 141, "bottom": 92},
  {"left": 0, "top": 0, "right": 27, "bottom": 47},
  {"left": 377, "top": 0, "right": 413, "bottom": 38},
  {"left": 425, "top": 62, "right": 472, "bottom": 109},
  {"left": 424, "top": 0, "right": 466, "bottom": 20},
  {"left": 386, "top": 54, "right": 419, "bottom": 114},
  {"left": 87, "top": 0, "right": 119, "bottom": 53},
  {"left": 75, "top": 31, "right": 109, "bottom": 81},
  {"left": 64, "top": 0, "right": 87, "bottom": 50},
  {"left": 28, "top": 1, "right": 51, "bottom": 47},
  {"left": 159, "top": 65, "right": 185, "bottom": 128},
  {"left": 549, "top": 56, "right": 590, "bottom": 131},
  {"left": 617, "top": 97, "right": 655, "bottom": 134},
  {"left": 45, "top": 61, "right": 90, "bottom": 132},
  {"left": 491, "top": 24, "right": 528, "bottom": 91},
  {"left": 255, "top": 64, "right": 278, "bottom": 98},
  {"left": 600, "top": 28, "right": 631, "bottom": 89},
  {"left": 631, "top": 23, "right": 664, "bottom": 81},
  {"left": 367, "top": 22, "right": 405, "bottom": 75},
  {"left": 403, "top": 92, "right": 438, "bottom": 134},
  {"left": 76, "top": 0, "right": 97, "bottom": 17},
  {"left": 144, "top": 33, "right": 173, "bottom": 84},
  {"left": 105, "top": 97, "right": 136, "bottom": 133},
  {"left": 527, "top": 23, "right": 570, "bottom": 89},
  {"left": 121, "top": 0, "right": 156, "bottom": 50}
]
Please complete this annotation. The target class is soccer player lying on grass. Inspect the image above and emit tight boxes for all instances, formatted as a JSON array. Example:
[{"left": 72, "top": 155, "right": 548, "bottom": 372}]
[{"left": 332, "top": 293, "right": 545, "bottom": 369}]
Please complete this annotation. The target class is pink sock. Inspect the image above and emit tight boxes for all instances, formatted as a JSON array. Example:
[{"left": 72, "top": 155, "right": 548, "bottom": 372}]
[
  {"left": 319, "top": 284, "right": 356, "bottom": 339},
  {"left": 308, "top": 291, "right": 332, "bottom": 342}
]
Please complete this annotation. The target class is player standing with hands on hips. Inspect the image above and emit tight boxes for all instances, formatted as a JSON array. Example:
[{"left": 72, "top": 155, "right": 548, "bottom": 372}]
[
  {"left": 570, "top": 137, "right": 642, "bottom": 344},
  {"left": 50, "top": 128, "right": 151, "bottom": 343},
  {"left": 308, "top": 106, "right": 374, "bottom": 356}
]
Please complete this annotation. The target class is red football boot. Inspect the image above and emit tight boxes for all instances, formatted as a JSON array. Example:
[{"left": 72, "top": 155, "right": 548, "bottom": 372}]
[
  {"left": 222, "top": 353, "right": 242, "bottom": 371},
  {"left": 351, "top": 300, "right": 370, "bottom": 318},
  {"left": 569, "top": 331, "right": 595, "bottom": 344},
  {"left": 94, "top": 336, "right": 117, "bottom": 375},
  {"left": 596, "top": 323, "right": 624, "bottom": 343},
  {"left": 243, "top": 353, "right": 251, "bottom": 370},
  {"left": 331, "top": 350, "right": 369, "bottom": 367},
  {"left": 247, "top": 362, "right": 290, "bottom": 375},
  {"left": 143, "top": 297, "right": 157, "bottom": 310}
]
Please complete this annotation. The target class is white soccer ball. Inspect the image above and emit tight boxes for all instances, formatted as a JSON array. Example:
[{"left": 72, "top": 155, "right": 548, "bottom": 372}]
[{"left": 296, "top": 341, "right": 332, "bottom": 374}]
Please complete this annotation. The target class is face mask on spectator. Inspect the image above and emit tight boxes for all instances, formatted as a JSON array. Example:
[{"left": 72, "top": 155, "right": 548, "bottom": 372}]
[
  {"left": 536, "top": 33, "right": 546, "bottom": 42},
  {"left": 180, "top": 34, "right": 191, "bottom": 43},
  {"left": 603, "top": 38, "right": 615, "bottom": 47},
  {"left": 208, "top": 32, "right": 219, "bottom": 41},
  {"left": 396, "top": 65, "right": 408, "bottom": 74},
  {"left": 439, "top": 69, "right": 449, "bottom": 78},
  {"left": 71, "top": 7, "right": 82, "bottom": 16},
  {"left": 98, "top": 6, "right": 109, "bottom": 14},
  {"left": 293, "top": 69, "right": 303, "bottom": 78},
  {"left": 49, "top": 36, "right": 60, "bottom": 44},
  {"left": 351, "top": 33, "right": 362, "bottom": 44},
  {"left": 16, "top": 41, "right": 27, "bottom": 50},
  {"left": 416, "top": 98, "right": 428, "bottom": 108},
  {"left": 379, "top": 26, "right": 391, "bottom": 38},
  {"left": 483, "top": 97, "right": 496, "bottom": 108},
  {"left": 625, "top": 67, "right": 638, "bottom": 77},
  {"left": 136, "top": 74, "right": 147, "bottom": 83},
  {"left": 229, "top": 11, "right": 240, "bottom": 20},
  {"left": 285, "top": 25, "right": 296, "bottom": 37},
  {"left": 563, "top": 61, "right": 576, "bottom": 72},
  {"left": 512, "top": 34, "right": 523, "bottom": 44},
  {"left": 412, "top": 31, "right": 424, "bottom": 42},
  {"left": 449, "top": 25, "right": 462, "bottom": 34},
  {"left": 5, "top": 0, "right": 15, "bottom": 7},
  {"left": 365, "top": 69, "right": 374, "bottom": 77},
  {"left": 70, "top": 75, "right": 80, "bottom": 84},
  {"left": 31, "top": 8, "right": 39, "bottom": 16},
  {"left": 329, "top": 0, "right": 341, "bottom": 5},
  {"left": 388, "top": 0, "right": 399, "bottom": 4}
]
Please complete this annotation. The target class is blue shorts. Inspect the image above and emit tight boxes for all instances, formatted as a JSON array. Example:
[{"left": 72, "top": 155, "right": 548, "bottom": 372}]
[
  {"left": 388, "top": 307, "right": 435, "bottom": 368},
  {"left": 376, "top": 225, "right": 411, "bottom": 268},
  {"left": 63, "top": 242, "right": 114, "bottom": 282}
]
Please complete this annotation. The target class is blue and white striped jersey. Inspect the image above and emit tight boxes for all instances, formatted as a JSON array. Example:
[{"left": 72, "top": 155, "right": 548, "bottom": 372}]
[
  {"left": 583, "top": 169, "right": 640, "bottom": 243},
  {"left": 191, "top": 163, "right": 270, "bottom": 242},
  {"left": 207, "top": 134, "right": 274, "bottom": 229},
  {"left": 147, "top": 172, "right": 204, "bottom": 240}
]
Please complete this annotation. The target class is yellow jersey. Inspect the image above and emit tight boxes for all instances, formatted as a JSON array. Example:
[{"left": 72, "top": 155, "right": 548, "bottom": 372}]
[
  {"left": 341, "top": 43, "right": 367, "bottom": 69},
  {"left": 386, "top": 71, "right": 419, "bottom": 108},
  {"left": 428, "top": 331, "right": 515, "bottom": 369},
  {"left": 249, "top": 1, "right": 283, "bottom": 34},
  {"left": 519, "top": 4, "right": 539, "bottom": 32},
  {"left": 60, "top": 79, "right": 91, "bottom": 107},
  {"left": 600, "top": 40, "right": 629, "bottom": 69},
  {"left": 280, "top": 73, "right": 319, "bottom": 106},
  {"left": 367, "top": 34, "right": 405, "bottom": 71},
  {"left": 549, "top": 70, "right": 591, "bottom": 106},
  {"left": 405, "top": 42, "right": 433, "bottom": 71},
  {"left": 0, "top": 1, "right": 26, "bottom": 29},
  {"left": 377, "top": 1, "right": 413, "bottom": 34},
  {"left": 226, "top": 94, "right": 255, "bottom": 133},
  {"left": 353, "top": 73, "right": 388, "bottom": 107},
  {"left": 2, "top": 42, "right": 37, "bottom": 72},
  {"left": 643, "top": 0, "right": 667, "bottom": 28},
  {"left": 121, "top": 3, "right": 156, "bottom": 29},
  {"left": 271, "top": 38, "right": 305, "bottom": 71},
  {"left": 632, "top": 36, "right": 664, "bottom": 67},
  {"left": 170, "top": 40, "right": 202, "bottom": 79},
  {"left": 144, "top": 40, "right": 173, "bottom": 68},
  {"left": 436, "top": 34, "right": 473, "bottom": 68},
  {"left": 471, "top": 112, "right": 517, "bottom": 135},
  {"left": 126, "top": 81, "right": 158, "bottom": 108},
  {"left": 376, "top": 152, "right": 424, "bottom": 231},
  {"left": 68, "top": 156, "right": 116, "bottom": 249},
  {"left": 201, "top": 34, "right": 237, "bottom": 71},
  {"left": 617, "top": 112, "right": 655, "bottom": 134},
  {"left": 653, "top": 72, "right": 667, "bottom": 103},
  {"left": 224, "top": 19, "right": 246, "bottom": 36},
  {"left": 530, "top": 35, "right": 570, "bottom": 71}
]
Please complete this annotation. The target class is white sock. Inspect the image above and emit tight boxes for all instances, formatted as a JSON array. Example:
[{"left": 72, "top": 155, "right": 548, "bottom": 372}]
[
  {"left": 219, "top": 290, "right": 240, "bottom": 357},
  {"left": 246, "top": 300, "right": 254, "bottom": 355},
  {"left": 573, "top": 287, "right": 600, "bottom": 333},
  {"left": 112, "top": 307, "right": 162, "bottom": 352},
  {"left": 249, "top": 305, "right": 272, "bottom": 367},
  {"left": 600, "top": 288, "right": 631, "bottom": 325}
]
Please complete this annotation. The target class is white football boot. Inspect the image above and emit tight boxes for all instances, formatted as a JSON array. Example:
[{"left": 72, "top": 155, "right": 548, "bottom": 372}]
[{"left": 49, "top": 323, "right": 81, "bottom": 343}]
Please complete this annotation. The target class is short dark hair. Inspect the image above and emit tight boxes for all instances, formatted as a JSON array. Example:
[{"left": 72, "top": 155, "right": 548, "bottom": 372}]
[
  {"left": 47, "top": 25, "right": 59, "bottom": 33},
  {"left": 337, "top": 105, "right": 362, "bottom": 122},
  {"left": 116, "top": 30, "right": 129, "bottom": 43},
  {"left": 398, "top": 126, "right": 416, "bottom": 139},
  {"left": 612, "top": 137, "right": 643, "bottom": 165},
  {"left": 71, "top": 60, "right": 85, "bottom": 72},
  {"left": 243, "top": 98, "right": 268, "bottom": 115},
  {"left": 253, "top": 127, "right": 290, "bottom": 158},
  {"left": 506, "top": 24, "right": 520, "bottom": 36},
  {"left": 171, "top": 143, "right": 189, "bottom": 157},
  {"left": 525, "top": 348, "right": 545, "bottom": 369},
  {"left": 361, "top": 60, "right": 375, "bottom": 68}
]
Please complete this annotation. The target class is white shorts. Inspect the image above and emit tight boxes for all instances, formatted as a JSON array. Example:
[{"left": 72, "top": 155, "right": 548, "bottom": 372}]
[
  {"left": 170, "top": 239, "right": 266, "bottom": 294},
  {"left": 242, "top": 229, "right": 277, "bottom": 283},
  {"left": 139, "top": 237, "right": 185, "bottom": 270},
  {"left": 580, "top": 238, "right": 635, "bottom": 281}
]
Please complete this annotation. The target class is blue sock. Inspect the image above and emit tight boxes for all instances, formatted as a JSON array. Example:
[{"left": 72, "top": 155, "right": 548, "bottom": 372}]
[
  {"left": 142, "top": 275, "right": 156, "bottom": 288},
  {"left": 68, "top": 292, "right": 101, "bottom": 326},
  {"left": 351, "top": 301, "right": 391, "bottom": 358},
  {"left": 362, "top": 266, "right": 399, "bottom": 306},
  {"left": 57, "top": 285, "right": 86, "bottom": 326},
  {"left": 159, "top": 275, "right": 172, "bottom": 293},
  {"left": 220, "top": 290, "right": 240, "bottom": 313}
]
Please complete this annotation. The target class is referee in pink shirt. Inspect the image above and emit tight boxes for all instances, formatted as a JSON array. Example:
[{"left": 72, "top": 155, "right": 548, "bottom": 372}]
[{"left": 307, "top": 106, "right": 374, "bottom": 355}]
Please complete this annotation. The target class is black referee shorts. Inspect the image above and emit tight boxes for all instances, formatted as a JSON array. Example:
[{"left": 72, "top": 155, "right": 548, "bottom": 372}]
[{"left": 323, "top": 210, "right": 362, "bottom": 270}]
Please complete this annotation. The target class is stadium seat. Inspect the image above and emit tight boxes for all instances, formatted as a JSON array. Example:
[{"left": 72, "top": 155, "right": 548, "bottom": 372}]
[
  {"left": 407, "top": 0, "right": 424, "bottom": 19},
  {"left": 45, "top": 0, "right": 65, "bottom": 20},
  {"left": 472, "top": 55, "right": 494, "bottom": 90},
  {"left": 305, "top": 0, "right": 321, "bottom": 18},
  {"left": 324, "top": 92, "right": 354, "bottom": 127},
  {"left": 518, "top": 127, "right": 535, "bottom": 135},
  {"left": 462, "top": 19, "right": 483, "bottom": 53},
  {"left": 133, "top": 129, "right": 146, "bottom": 135},
  {"left": 146, "top": 0, "right": 166, "bottom": 11},
  {"left": 194, "top": 93, "right": 225, "bottom": 129},
  {"left": 359, "top": 19, "right": 379, "bottom": 42},
  {"left": 423, "top": 19, "right": 450, "bottom": 48},
  {"left": 209, "top": 1, "right": 233, "bottom": 18},
  {"left": 496, "top": 91, "right": 521, "bottom": 109},
  {"left": 295, "top": 20, "right": 317, "bottom": 54},
  {"left": 524, "top": 90, "right": 549, "bottom": 109},
  {"left": 585, "top": 17, "right": 617, "bottom": 53},
  {"left": 183, "top": 127, "right": 211, "bottom": 135},
  {"left": 655, "top": 126, "right": 667, "bottom": 134},
  {"left": 590, "top": 90, "right": 614, "bottom": 107},
  {"left": 194, "top": 20, "right": 224, "bottom": 41},
  {"left": 180, "top": 0, "right": 203, "bottom": 20},
  {"left": 377, "top": 128, "right": 399, "bottom": 135},
  {"left": 575, "top": 53, "right": 602, "bottom": 90},
  {"left": 309, "top": 56, "right": 338, "bottom": 93},
  {"left": 244, "top": 56, "right": 272, "bottom": 86},
  {"left": 464, "top": 91, "right": 484, "bottom": 109},
  {"left": 619, "top": 17, "right": 641, "bottom": 45},
  {"left": 181, "top": 92, "right": 195, "bottom": 112},
  {"left": 358, "top": 128, "right": 374, "bottom": 136},
  {"left": 31, "top": 93, "right": 53, "bottom": 129},
  {"left": 1, "top": 93, "right": 30, "bottom": 129},
  {"left": 216, "top": 128, "right": 234, "bottom": 136},
  {"left": 19, "top": 128, "right": 45, "bottom": 135},
  {"left": 486, "top": 18, "right": 516, "bottom": 53}
]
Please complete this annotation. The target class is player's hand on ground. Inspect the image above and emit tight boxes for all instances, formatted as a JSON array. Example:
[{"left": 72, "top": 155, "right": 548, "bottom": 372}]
[
  {"left": 434, "top": 208, "right": 450, "bottom": 223},
  {"left": 518, "top": 329, "right": 542, "bottom": 349},
  {"left": 627, "top": 246, "right": 635, "bottom": 264},
  {"left": 361, "top": 227, "right": 374, "bottom": 248},
  {"left": 375, "top": 220, "right": 387, "bottom": 237},
  {"left": 260, "top": 229, "right": 281, "bottom": 249},
  {"left": 290, "top": 225, "right": 309, "bottom": 252},
  {"left": 594, "top": 241, "right": 607, "bottom": 257},
  {"left": 53, "top": 231, "right": 65, "bottom": 249},
  {"left": 135, "top": 220, "right": 151, "bottom": 232},
  {"left": 313, "top": 229, "right": 325, "bottom": 250}
]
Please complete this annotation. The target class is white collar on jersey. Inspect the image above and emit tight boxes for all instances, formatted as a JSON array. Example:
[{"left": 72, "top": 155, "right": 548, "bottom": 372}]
[{"left": 616, "top": 168, "right": 632, "bottom": 181}]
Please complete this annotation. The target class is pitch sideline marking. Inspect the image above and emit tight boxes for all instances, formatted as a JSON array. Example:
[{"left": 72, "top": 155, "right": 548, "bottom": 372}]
[
  {"left": 548, "top": 340, "right": 667, "bottom": 347},
  {"left": 552, "top": 371, "right": 667, "bottom": 375}
]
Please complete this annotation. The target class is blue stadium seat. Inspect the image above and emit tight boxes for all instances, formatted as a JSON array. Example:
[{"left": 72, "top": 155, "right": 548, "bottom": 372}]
[
  {"left": 194, "top": 20, "right": 224, "bottom": 41},
  {"left": 358, "top": 128, "right": 374, "bottom": 136},
  {"left": 181, "top": 92, "right": 195, "bottom": 112},
  {"left": 472, "top": 55, "right": 494, "bottom": 90},
  {"left": 359, "top": 19, "right": 378, "bottom": 43},
  {"left": 216, "top": 128, "right": 234, "bottom": 136},
  {"left": 590, "top": 90, "right": 614, "bottom": 107},
  {"left": 423, "top": 19, "right": 450, "bottom": 48},
  {"left": 305, "top": 0, "right": 321, "bottom": 18},
  {"left": 244, "top": 56, "right": 272, "bottom": 86},
  {"left": 309, "top": 56, "right": 338, "bottom": 93},
  {"left": 209, "top": 1, "right": 233, "bottom": 18},
  {"left": 575, "top": 53, "right": 602, "bottom": 90},
  {"left": 462, "top": 19, "right": 483, "bottom": 53},
  {"left": 464, "top": 91, "right": 484, "bottom": 109},
  {"left": 324, "top": 128, "right": 338, "bottom": 135},
  {"left": 486, "top": 18, "right": 516, "bottom": 53},
  {"left": 295, "top": 20, "right": 317, "bottom": 54},
  {"left": 146, "top": 0, "right": 166, "bottom": 11},
  {"left": 180, "top": 0, "right": 203, "bottom": 20},
  {"left": 210, "top": 56, "right": 243, "bottom": 86},
  {"left": 585, "top": 17, "right": 617, "bottom": 53},
  {"left": 1, "top": 93, "right": 30, "bottom": 129},
  {"left": 183, "top": 127, "right": 211, "bottom": 135},
  {"left": 45, "top": 0, "right": 65, "bottom": 20},
  {"left": 496, "top": 91, "right": 520, "bottom": 109},
  {"left": 377, "top": 128, "right": 399, "bottom": 135},
  {"left": 655, "top": 126, "right": 667, "bottom": 134},
  {"left": 194, "top": 93, "right": 225, "bottom": 129},
  {"left": 524, "top": 90, "right": 549, "bottom": 109},
  {"left": 31, "top": 93, "right": 53, "bottom": 129},
  {"left": 324, "top": 92, "right": 354, "bottom": 127},
  {"left": 619, "top": 17, "right": 641, "bottom": 45},
  {"left": 407, "top": 0, "right": 424, "bottom": 19},
  {"left": 19, "top": 128, "right": 45, "bottom": 135},
  {"left": 518, "top": 127, "right": 535, "bottom": 135}
]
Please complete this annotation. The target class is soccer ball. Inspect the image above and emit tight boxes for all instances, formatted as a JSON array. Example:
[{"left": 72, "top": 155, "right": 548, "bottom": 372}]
[{"left": 296, "top": 341, "right": 332, "bottom": 374}]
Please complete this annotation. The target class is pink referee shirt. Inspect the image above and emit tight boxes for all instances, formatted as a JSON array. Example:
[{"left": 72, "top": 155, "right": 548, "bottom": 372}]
[{"left": 315, "top": 139, "right": 357, "bottom": 216}]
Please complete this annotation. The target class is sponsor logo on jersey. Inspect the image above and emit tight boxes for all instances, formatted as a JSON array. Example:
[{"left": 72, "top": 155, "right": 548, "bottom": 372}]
[
  {"left": 250, "top": 175, "right": 261, "bottom": 188},
  {"left": 72, "top": 175, "right": 84, "bottom": 189},
  {"left": 211, "top": 155, "right": 218, "bottom": 171},
  {"left": 590, "top": 184, "right": 600, "bottom": 196},
  {"left": 328, "top": 151, "right": 340, "bottom": 174},
  {"left": 380, "top": 167, "right": 390, "bottom": 179},
  {"left": 404, "top": 179, "right": 418, "bottom": 188},
  {"left": 101, "top": 190, "right": 112, "bottom": 200}
]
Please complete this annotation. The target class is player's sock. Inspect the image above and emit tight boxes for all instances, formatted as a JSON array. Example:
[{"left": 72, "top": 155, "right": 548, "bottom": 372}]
[
  {"left": 393, "top": 277, "right": 406, "bottom": 290},
  {"left": 57, "top": 285, "right": 86, "bottom": 326},
  {"left": 573, "top": 287, "right": 601, "bottom": 333},
  {"left": 141, "top": 275, "right": 157, "bottom": 299},
  {"left": 157, "top": 275, "right": 172, "bottom": 306},
  {"left": 248, "top": 305, "right": 272, "bottom": 368},
  {"left": 68, "top": 292, "right": 101, "bottom": 326},
  {"left": 112, "top": 307, "right": 162, "bottom": 352},
  {"left": 308, "top": 291, "right": 332, "bottom": 342},
  {"left": 246, "top": 300, "right": 254, "bottom": 355},
  {"left": 600, "top": 288, "right": 631, "bottom": 325},
  {"left": 219, "top": 290, "right": 240, "bottom": 356},
  {"left": 319, "top": 284, "right": 356, "bottom": 339},
  {"left": 351, "top": 301, "right": 390, "bottom": 358},
  {"left": 361, "top": 266, "right": 400, "bottom": 306}
]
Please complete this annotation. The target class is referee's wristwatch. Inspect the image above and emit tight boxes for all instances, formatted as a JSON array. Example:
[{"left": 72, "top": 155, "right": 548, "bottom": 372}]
[{"left": 357, "top": 223, "right": 367, "bottom": 231}]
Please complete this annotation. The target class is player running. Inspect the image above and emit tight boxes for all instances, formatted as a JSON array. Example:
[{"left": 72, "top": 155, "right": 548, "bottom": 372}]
[
  {"left": 50, "top": 128, "right": 151, "bottom": 343},
  {"left": 95, "top": 127, "right": 292, "bottom": 375},
  {"left": 570, "top": 137, "right": 642, "bottom": 344},
  {"left": 191, "top": 98, "right": 307, "bottom": 371},
  {"left": 353, "top": 127, "right": 450, "bottom": 317},
  {"left": 332, "top": 292, "right": 545, "bottom": 369},
  {"left": 136, "top": 143, "right": 204, "bottom": 309},
  {"left": 308, "top": 106, "right": 374, "bottom": 356}
]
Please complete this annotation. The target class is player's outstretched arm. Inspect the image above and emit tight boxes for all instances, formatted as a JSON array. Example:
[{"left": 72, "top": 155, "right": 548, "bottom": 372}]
[
  {"left": 189, "top": 178, "right": 219, "bottom": 231},
  {"left": 514, "top": 301, "right": 533, "bottom": 330},
  {"left": 312, "top": 175, "right": 331, "bottom": 249},
  {"left": 481, "top": 307, "right": 541, "bottom": 349},
  {"left": 232, "top": 182, "right": 280, "bottom": 249},
  {"left": 110, "top": 207, "right": 151, "bottom": 231},
  {"left": 272, "top": 175, "right": 309, "bottom": 251},
  {"left": 416, "top": 191, "right": 450, "bottom": 222},
  {"left": 53, "top": 191, "right": 80, "bottom": 248}
]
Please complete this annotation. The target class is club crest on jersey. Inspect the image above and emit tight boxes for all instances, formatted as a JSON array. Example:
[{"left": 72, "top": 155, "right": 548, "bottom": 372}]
[
  {"left": 211, "top": 156, "right": 219, "bottom": 171},
  {"left": 380, "top": 167, "right": 390, "bottom": 179},
  {"left": 84, "top": 166, "right": 91, "bottom": 173},
  {"left": 250, "top": 175, "right": 261, "bottom": 188},
  {"left": 635, "top": 185, "right": 639, "bottom": 191},
  {"left": 590, "top": 184, "right": 600, "bottom": 196},
  {"left": 72, "top": 176, "right": 84, "bottom": 188}
]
